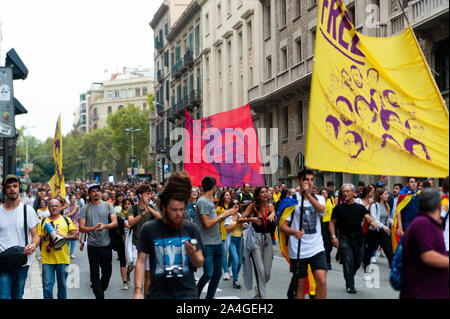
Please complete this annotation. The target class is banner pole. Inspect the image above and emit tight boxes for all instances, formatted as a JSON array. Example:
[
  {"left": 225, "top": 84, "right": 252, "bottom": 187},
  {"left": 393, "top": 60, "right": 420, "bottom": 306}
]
[{"left": 397, "top": 0, "right": 411, "bottom": 26}]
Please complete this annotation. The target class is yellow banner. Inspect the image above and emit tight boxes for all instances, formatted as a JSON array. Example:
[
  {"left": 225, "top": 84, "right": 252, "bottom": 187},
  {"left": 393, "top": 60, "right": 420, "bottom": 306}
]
[
  {"left": 306, "top": 0, "right": 449, "bottom": 177},
  {"left": 49, "top": 114, "right": 65, "bottom": 198}
]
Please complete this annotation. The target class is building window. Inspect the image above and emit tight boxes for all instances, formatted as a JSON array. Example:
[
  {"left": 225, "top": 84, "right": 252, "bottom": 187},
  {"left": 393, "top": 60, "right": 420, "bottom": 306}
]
[
  {"left": 297, "top": 100, "right": 304, "bottom": 136},
  {"left": 205, "top": 13, "right": 210, "bottom": 35},
  {"left": 281, "top": 47, "right": 288, "bottom": 71},
  {"left": 310, "top": 28, "right": 317, "bottom": 55},
  {"left": 165, "top": 23, "right": 169, "bottom": 36},
  {"left": 247, "top": 21, "right": 253, "bottom": 49},
  {"left": 295, "top": 0, "right": 301, "bottom": 18},
  {"left": 217, "top": 3, "right": 222, "bottom": 26},
  {"left": 435, "top": 39, "right": 449, "bottom": 91},
  {"left": 238, "top": 31, "right": 243, "bottom": 59},
  {"left": 143, "top": 87, "right": 148, "bottom": 96},
  {"left": 195, "top": 25, "right": 200, "bottom": 57},
  {"left": 282, "top": 106, "right": 289, "bottom": 139},
  {"left": 118, "top": 105, "right": 124, "bottom": 110},
  {"left": 280, "top": 0, "right": 287, "bottom": 27},
  {"left": 135, "top": 88, "right": 141, "bottom": 97},
  {"left": 295, "top": 37, "right": 302, "bottom": 63},
  {"left": 266, "top": 56, "right": 272, "bottom": 79},
  {"left": 264, "top": 3, "right": 271, "bottom": 39},
  {"left": 121, "top": 89, "right": 126, "bottom": 98},
  {"left": 114, "top": 90, "right": 120, "bottom": 98},
  {"left": 108, "top": 106, "right": 112, "bottom": 114},
  {"left": 128, "top": 89, "right": 133, "bottom": 97},
  {"left": 107, "top": 91, "right": 113, "bottom": 99}
]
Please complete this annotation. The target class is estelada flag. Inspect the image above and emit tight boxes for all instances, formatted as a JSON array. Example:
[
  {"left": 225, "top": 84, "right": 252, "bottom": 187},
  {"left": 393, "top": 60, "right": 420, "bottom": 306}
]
[
  {"left": 305, "top": 0, "right": 449, "bottom": 177},
  {"left": 184, "top": 104, "right": 266, "bottom": 187},
  {"left": 49, "top": 114, "right": 66, "bottom": 198}
]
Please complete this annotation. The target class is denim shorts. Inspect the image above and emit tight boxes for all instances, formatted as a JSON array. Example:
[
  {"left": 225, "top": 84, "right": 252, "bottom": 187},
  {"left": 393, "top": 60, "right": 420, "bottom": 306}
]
[{"left": 290, "top": 251, "right": 328, "bottom": 278}]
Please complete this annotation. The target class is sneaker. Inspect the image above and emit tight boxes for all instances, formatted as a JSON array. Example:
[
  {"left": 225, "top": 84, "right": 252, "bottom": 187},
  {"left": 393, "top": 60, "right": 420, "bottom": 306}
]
[
  {"left": 346, "top": 287, "right": 357, "bottom": 294},
  {"left": 122, "top": 282, "right": 128, "bottom": 290},
  {"left": 370, "top": 256, "right": 377, "bottom": 264},
  {"left": 364, "top": 272, "right": 371, "bottom": 281},
  {"left": 233, "top": 282, "right": 241, "bottom": 289},
  {"left": 223, "top": 272, "right": 231, "bottom": 280},
  {"left": 71, "top": 254, "right": 76, "bottom": 259}
]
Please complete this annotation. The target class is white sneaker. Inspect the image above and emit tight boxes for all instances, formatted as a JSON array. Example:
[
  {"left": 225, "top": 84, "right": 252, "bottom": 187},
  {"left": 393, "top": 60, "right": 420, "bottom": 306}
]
[
  {"left": 223, "top": 272, "right": 231, "bottom": 280},
  {"left": 122, "top": 283, "right": 128, "bottom": 290},
  {"left": 370, "top": 256, "right": 377, "bottom": 264},
  {"left": 71, "top": 254, "right": 76, "bottom": 259},
  {"left": 364, "top": 273, "right": 371, "bottom": 281}
]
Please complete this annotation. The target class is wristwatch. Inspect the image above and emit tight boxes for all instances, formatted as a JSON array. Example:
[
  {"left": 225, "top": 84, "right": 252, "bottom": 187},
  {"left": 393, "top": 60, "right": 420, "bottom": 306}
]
[{"left": 331, "top": 235, "right": 336, "bottom": 239}]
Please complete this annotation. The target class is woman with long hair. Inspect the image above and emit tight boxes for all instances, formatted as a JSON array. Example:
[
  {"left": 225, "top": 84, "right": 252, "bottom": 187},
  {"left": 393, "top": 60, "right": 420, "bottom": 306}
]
[
  {"left": 363, "top": 188, "right": 394, "bottom": 279},
  {"left": 224, "top": 199, "right": 245, "bottom": 289},
  {"left": 65, "top": 194, "right": 80, "bottom": 258},
  {"left": 240, "top": 186, "right": 277, "bottom": 299},
  {"left": 355, "top": 185, "right": 373, "bottom": 211},
  {"left": 186, "top": 187, "right": 199, "bottom": 222},
  {"left": 217, "top": 191, "right": 234, "bottom": 280}
]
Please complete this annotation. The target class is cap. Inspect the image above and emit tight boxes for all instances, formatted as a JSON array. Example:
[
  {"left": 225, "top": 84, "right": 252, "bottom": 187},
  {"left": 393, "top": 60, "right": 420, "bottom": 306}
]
[
  {"left": 88, "top": 184, "right": 101, "bottom": 192},
  {"left": 2, "top": 174, "right": 20, "bottom": 186}
]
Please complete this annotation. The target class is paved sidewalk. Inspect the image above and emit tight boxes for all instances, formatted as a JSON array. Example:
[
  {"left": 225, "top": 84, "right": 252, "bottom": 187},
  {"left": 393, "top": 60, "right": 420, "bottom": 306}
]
[{"left": 23, "top": 255, "right": 43, "bottom": 299}]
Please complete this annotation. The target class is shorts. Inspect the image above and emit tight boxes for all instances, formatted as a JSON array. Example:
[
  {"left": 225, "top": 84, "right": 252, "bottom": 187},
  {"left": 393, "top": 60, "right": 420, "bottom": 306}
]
[
  {"left": 131, "top": 245, "right": 150, "bottom": 271},
  {"left": 290, "top": 251, "right": 327, "bottom": 278}
]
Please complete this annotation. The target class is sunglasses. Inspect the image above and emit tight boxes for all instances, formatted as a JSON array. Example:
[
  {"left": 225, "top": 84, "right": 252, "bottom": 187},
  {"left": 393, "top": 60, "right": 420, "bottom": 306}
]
[{"left": 232, "top": 202, "right": 239, "bottom": 205}]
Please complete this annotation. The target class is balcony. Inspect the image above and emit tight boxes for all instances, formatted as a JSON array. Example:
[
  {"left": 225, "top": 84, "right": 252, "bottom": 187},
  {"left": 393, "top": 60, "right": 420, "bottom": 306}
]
[
  {"left": 409, "top": 0, "right": 449, "bottom": 30},
  {"left": 171, "top": 60, "right": 182, "bottom": 78},
  {"left": 187, "top": 89, "right": 201, "bottom": 108},
  {"left": 375, "top": 24, "right": 388, "bottom": 37},
  {"left": 157, "top": 69, "right": 164, "bottom": 83},
  {"left": 155, "top": 38, "right": 164, "bottom": 53},
  {"left": 156, "top": 102, "right": 164, "bottom": 116},
  {"left": 181, "top": 49, "right": 194, "bottom": 73}
]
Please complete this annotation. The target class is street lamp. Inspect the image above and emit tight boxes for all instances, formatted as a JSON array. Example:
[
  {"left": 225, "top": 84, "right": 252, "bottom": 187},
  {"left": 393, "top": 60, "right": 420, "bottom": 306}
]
[{"left": 125, "top": 128, "right": 141, "bottom": 182}]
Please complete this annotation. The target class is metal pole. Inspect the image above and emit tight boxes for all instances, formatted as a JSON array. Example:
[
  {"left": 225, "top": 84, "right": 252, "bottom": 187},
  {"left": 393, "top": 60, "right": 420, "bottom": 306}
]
[{"left": 131, "top": 131, "right": 134, "bottom": 182}]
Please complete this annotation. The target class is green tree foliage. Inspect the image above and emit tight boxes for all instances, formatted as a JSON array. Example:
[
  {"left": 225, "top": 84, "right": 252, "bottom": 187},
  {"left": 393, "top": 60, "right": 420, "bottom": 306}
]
[{"left": 16, "top": 100, "right": 152, "bottom": 183}]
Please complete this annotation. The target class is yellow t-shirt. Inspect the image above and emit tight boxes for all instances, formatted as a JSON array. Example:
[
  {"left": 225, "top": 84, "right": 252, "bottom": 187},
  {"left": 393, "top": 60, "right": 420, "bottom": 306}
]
[
  {"left": 229, "top": 220, "right": 243, "bottom": 238},
  {"left": 322, "top": 197, "right": 335, "bottom": 223},
  {"left": 216, "top": 205, "right": 229, "bottom": 241},
  {"left": 273, "top": 192, "right": 281, "bottom": 203},
  {"left": 38, "top": 215, "right": 77, "bottom": 265}
]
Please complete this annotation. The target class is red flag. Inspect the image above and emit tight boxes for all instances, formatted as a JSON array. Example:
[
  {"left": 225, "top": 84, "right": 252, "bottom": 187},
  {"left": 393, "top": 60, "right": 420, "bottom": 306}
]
[{"left": 184, "top": 104, "right": 266, "bottom": 187}]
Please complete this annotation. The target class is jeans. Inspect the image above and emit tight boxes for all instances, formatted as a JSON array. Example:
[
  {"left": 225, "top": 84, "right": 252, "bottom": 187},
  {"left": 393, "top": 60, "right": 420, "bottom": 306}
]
[
  {"left": 0, "top": 266, "right": 29, "bottom": 299},
  {"left": 197, "top": 244, "right": 223, "bottom": 299},
  {"left": 228, "top": 236, "right": 242, "bottom": 282},
  {"left": 87, "top": 245, "right": 112, "bottom": 299},
  {"left": 339, "top": 233, "right": 364, "bottom": 290},
  {"left": 69, "top": 240, "right": 76, "bottom": 256},
  {"left": 363, "top": 230, "right": 393, "bottom": 271},
  {"left": 222, "top": 238, "right": 231, "bottom": 273},
  {"left": 42, "top": 264, "right": 68, "bottom": 299}
]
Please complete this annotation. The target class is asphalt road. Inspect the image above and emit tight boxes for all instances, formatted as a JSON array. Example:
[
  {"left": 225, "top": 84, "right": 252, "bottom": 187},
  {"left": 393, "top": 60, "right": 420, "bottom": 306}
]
[{"left": 24, "top": 240, "right": 399, "bottom": 300}]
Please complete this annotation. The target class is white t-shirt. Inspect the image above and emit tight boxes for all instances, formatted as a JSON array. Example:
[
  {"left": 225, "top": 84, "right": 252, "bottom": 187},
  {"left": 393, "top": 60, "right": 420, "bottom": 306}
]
[
  {"left": 0, "top": 203, "right": 40, "bottom": 266},
  {"left": 286, "top": 193, "right": 326, "bottom": 259}
]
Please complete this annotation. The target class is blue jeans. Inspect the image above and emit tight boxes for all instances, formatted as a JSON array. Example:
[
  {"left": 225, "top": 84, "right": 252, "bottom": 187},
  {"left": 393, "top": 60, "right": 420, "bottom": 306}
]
[
  {"left": 197, "top": 244, "right": 223, "bottom": 299},
  {"left": 228, "top": 236, "right": 242, "bottom": 282},
  {"left": 42, "top": 264, "right": 68, "bottom": 299},
  {"left": 0, "top": 266, "right": 29, "bottom": 299},
  {"left": 221, "top": 239, "right": 231, "bottom": 273},
  {"left": 69, "top": 240, "right": 76, "bottom": 256}
]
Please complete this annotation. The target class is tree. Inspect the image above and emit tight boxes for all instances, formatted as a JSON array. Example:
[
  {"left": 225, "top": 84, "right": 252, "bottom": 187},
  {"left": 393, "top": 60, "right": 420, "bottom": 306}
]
[{"left": 107, "top": 103, "right": 150, "bottom": 175}]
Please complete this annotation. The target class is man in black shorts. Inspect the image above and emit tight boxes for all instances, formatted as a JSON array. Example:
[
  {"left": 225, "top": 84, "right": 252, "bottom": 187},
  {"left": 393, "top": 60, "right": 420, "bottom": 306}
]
[{"left": 280, "top": 169, "right": 327, "bottom": 299}]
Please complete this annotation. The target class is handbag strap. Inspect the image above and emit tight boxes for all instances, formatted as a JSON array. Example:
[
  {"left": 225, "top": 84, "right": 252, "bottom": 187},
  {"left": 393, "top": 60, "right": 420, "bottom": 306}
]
[{"left": 24, "top": 204, "right": 28, "bottom": 246}]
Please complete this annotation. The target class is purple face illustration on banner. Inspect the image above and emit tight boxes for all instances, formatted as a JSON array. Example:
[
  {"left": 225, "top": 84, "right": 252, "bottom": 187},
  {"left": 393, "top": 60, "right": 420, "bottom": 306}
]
[
  {"left": 350, "top": 65, "right": 363, "bottom": 89},
  {"left": 383, "top": 89, "right": 401, "bottom": 108},
  {"left": 404, "top": 138, "right": 431, "bottom": 161},
  {"left": 344, "top": 131, "right": 365, "bottom": 159},
  {"left": 336, "top": 96, "right": 356, "bottom": 124},
  {"left": 326, "top": 115, "right": 341, "bottom": 140},
  {"left": 405, "top": 118, "right": 425, "bottom": 140},
  {"left": 367, "top": 68, "right": 379, "bottom": 89}
]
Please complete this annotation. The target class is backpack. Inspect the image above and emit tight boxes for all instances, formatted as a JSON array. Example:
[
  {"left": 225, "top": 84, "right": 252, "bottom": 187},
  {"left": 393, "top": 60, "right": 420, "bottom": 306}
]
[
  {"left": 389, "top": 235, "right": 404, "bottom": 291},
  {"left": 85, "top": 202, "right": 122, "bottom": 251}
]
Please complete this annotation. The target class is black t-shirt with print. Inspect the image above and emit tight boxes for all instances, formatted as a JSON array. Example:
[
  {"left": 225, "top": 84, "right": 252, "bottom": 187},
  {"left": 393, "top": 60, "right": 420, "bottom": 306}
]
[
  {"left": 331, "top": 203, "right": 368, "bottom": 236},
  {"left": 137, "top": 218, "right": 203, "bottom": 299}
]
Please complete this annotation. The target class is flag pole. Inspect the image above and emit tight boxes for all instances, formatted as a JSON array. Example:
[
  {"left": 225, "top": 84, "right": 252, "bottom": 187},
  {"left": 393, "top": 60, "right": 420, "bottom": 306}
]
[{"left": 397, "top": 0, "right": 411, "bottom": 26}]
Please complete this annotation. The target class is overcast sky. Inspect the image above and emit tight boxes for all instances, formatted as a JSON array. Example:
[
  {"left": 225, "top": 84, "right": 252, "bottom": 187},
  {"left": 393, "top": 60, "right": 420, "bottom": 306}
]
[{"left": 1, "top": 0, "right": 163, "bottom": 141}]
